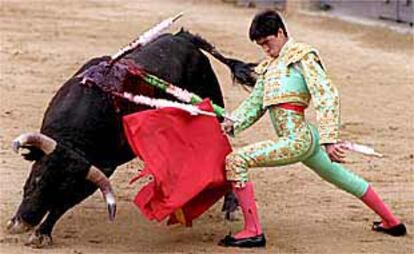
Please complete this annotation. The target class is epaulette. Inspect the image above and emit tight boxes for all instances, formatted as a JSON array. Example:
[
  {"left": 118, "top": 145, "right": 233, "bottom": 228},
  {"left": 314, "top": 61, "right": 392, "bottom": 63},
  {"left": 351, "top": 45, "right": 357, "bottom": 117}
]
[
  {"left": 282, "top": 42, "right": 316, "bottom": 66},
  {"left": 254, "top": 59, "right": 271, "bottom": 75}
]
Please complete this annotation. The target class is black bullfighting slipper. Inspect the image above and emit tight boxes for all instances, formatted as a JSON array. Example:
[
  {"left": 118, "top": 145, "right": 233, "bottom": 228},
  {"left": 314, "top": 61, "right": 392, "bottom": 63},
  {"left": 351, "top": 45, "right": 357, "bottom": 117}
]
[
  {"left": 372, "top": 221, "right": 407, "bottom": 237},
  {"left": 218, "top": 234, "right": 266, "bottom": 248}
]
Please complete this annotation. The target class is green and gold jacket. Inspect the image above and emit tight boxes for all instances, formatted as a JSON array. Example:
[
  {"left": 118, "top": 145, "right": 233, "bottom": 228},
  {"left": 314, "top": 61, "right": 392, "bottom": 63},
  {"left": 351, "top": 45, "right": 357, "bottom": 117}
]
[{"left": 232, "top": 39, "right": 340, "bottom": 144}]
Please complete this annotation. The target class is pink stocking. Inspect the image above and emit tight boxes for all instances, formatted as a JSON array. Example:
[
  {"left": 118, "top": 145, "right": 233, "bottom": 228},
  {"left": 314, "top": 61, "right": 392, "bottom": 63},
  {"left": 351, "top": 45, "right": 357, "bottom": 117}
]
[
  {"left": 232, "top": 182, "right": 263, "bottom": 239},
  {"left": 360, "top": 185, "right": 400, "bottom": 228}
]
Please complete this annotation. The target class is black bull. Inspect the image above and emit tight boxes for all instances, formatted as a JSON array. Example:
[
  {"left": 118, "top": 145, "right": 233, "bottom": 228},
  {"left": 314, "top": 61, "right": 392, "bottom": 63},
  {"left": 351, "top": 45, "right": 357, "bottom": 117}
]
[{"left": 7, "top": 30, "right": 253, "bottom": 247}]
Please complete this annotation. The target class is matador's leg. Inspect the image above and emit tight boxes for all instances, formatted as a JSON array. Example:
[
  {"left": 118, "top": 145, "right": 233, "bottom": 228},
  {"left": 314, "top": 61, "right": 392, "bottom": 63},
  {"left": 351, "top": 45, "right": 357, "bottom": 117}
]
[
  {"left": 302, "top": 128, "right": 406, "bottom": 236},
  {"left": 223, "top": 129, "right": 313, "bottom": 242}
]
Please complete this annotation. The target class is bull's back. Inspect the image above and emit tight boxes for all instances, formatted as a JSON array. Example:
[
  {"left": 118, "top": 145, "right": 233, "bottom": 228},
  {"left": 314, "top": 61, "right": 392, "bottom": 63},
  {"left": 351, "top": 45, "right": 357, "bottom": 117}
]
[
  {"left": 40, "top": 33, "right": 224, "bottom": 168},
  {"left": 126, "top": 33, "right": 224, "bottom": 107}
]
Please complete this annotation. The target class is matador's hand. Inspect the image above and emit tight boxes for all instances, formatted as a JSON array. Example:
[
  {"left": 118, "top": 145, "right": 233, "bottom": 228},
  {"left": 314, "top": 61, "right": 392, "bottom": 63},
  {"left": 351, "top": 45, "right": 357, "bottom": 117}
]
[
  {"left": 221, "top": 119, "right": 234, "bottom": 135},
  {"left": 324, "top": 143, "right": 347, "bottom": 163}
]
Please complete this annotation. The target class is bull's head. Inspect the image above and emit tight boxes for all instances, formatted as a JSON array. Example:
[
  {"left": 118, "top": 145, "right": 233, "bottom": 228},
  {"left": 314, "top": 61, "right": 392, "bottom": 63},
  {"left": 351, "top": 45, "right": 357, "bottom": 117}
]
[{"left": 7, "top": 133, "right": 116, "bottom": 234}]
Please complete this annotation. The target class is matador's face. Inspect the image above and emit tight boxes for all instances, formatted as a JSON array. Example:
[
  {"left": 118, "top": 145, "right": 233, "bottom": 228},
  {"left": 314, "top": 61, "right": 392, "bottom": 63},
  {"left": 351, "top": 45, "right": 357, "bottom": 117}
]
[{"left": 255, "top": 28, "right": 287, "bottom": 58}]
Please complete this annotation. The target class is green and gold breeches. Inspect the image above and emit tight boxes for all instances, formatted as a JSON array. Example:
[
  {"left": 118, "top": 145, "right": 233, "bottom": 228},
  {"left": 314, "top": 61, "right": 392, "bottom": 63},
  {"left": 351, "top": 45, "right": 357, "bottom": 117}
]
[{"left": 225, "top": 107, "right": 369, "bottom": 197}]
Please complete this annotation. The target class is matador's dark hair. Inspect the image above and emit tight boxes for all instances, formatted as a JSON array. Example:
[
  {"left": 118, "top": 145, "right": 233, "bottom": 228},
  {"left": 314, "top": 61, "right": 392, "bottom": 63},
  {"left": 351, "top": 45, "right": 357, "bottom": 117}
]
[{"left": 249, "top": 10, "right": 288, "bottom": 41}]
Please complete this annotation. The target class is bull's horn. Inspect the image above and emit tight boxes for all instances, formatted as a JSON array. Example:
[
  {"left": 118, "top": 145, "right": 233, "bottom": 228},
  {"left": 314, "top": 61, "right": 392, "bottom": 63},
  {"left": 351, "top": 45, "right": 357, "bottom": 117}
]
[
  {"left": 86, "top": 166, "right": 116, "bottom": 221},
  {"left": 12, "top": 133, "right": 57, "bottom": 155}
]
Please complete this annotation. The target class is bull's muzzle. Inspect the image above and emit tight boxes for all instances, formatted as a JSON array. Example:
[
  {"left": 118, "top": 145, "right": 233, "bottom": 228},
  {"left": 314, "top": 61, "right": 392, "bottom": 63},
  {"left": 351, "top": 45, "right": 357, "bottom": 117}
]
[{"left": 6, "top": 216, "right": 33, "bottom": 234}]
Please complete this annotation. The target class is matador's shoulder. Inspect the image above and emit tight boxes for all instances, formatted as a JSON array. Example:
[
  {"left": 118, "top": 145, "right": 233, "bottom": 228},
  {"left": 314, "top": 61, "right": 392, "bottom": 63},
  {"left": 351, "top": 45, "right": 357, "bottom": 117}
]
[
  {"left": 283, "top": 41, "right": 318, "bottom": 65},
  {"left": 254, "top": 58, "right": 272, "bottom": 75}
]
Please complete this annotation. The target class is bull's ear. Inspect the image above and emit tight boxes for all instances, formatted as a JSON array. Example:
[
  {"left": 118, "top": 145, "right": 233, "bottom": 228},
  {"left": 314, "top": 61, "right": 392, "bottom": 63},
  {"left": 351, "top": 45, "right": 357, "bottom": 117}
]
[{"left": 20, "top": 146, "right": 46, "bottom": 161}]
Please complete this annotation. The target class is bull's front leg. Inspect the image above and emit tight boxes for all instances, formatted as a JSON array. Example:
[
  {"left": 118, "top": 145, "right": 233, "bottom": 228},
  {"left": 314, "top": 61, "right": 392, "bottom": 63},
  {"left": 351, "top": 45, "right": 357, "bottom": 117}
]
[
  {"left": 26, "top": 207, "right": 68, "bottom": 248},
  {"left": 222, "top": 191, "right": 239, "bottom": 221},
  {"left": 26, "top": 178, "right": 106, "bottom": 248}
]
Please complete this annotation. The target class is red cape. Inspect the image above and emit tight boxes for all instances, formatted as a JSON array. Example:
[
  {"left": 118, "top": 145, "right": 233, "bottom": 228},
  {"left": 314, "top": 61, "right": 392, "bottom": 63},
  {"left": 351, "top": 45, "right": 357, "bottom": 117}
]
[{"left": 123, "top": 100, "right": 231, "bottom": 226}]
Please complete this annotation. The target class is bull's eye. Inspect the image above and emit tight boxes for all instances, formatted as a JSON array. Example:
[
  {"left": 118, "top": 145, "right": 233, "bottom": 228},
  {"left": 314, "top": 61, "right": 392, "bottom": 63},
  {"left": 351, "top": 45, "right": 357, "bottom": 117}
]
[{"left": 35, "top": 176, "right": 41, "bottom": 184}]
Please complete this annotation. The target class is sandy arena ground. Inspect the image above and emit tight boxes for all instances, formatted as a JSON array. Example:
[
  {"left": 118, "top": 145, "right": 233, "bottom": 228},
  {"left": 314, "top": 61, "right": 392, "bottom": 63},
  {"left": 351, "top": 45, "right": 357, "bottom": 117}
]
[{"left": 1, "top": 0, "right": 413, "bottom": 253}]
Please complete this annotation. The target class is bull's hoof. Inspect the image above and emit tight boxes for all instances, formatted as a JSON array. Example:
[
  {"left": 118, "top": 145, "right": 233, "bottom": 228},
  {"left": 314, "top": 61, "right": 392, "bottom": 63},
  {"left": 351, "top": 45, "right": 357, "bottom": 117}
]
[
  {"left": 25, "top": 231, "right": 53, "bottom": 248},
  {"left": 224, "top": 210, "right": 238, "bottom": 221},
  {"left": 6, "top": 217, "right": 33, "bottom": 234}
]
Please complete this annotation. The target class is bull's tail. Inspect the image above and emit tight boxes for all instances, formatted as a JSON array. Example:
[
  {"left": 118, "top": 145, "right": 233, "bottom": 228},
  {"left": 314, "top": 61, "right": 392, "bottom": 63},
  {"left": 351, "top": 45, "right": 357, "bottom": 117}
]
[{"left": 177, "top": 29, "right": 257, "bottom": 88}]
